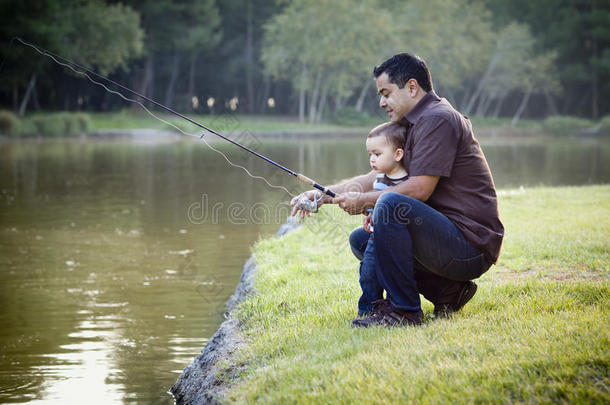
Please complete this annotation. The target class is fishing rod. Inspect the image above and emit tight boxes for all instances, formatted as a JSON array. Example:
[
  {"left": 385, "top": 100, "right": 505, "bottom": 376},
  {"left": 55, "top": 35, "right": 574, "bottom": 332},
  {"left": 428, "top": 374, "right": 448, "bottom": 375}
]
[{"left": 13, "top": 37, "right": 336, "bottom": 209}]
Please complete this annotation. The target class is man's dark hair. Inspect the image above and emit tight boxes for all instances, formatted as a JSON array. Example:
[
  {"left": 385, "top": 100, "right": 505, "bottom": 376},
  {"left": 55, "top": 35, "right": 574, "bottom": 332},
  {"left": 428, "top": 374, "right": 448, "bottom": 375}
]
[{"left": 373, "top": 53, "right": 433, "bottom": 92}]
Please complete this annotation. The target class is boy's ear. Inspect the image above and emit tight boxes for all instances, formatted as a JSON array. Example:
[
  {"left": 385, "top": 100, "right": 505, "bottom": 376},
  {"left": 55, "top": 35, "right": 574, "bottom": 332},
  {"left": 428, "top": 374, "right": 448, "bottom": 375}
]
[{"left": 394, "top": 148, "right": 404, "bottom": 161}]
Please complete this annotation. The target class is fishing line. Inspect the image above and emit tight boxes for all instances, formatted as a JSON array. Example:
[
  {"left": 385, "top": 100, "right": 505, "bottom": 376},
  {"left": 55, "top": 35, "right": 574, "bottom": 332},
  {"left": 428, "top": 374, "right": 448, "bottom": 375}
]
[
  {"left": 12, "top": 37, "right": 336, "bottom": 199},
  {"left": 14, "top": 37, "right": 294, "bottom": 197}
]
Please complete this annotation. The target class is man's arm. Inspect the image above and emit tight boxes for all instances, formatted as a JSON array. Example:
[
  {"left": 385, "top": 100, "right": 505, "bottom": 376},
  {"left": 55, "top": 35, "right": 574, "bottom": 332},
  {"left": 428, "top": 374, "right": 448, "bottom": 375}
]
[{"left": 333, "top": 175, "right": 440, "bottom": 215}]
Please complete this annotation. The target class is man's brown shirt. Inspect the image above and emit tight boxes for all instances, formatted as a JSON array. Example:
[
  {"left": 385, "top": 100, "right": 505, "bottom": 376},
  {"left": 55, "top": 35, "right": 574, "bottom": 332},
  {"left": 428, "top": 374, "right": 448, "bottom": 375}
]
[{"left": 401, "top": 91, "right": 504, "bottom": 263}]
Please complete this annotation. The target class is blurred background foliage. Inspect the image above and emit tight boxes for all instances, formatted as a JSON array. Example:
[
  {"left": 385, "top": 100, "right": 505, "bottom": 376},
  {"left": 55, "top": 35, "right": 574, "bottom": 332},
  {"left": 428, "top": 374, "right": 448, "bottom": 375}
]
[{"left": 0, "top": 0, "right": 609, "bottom": 124}]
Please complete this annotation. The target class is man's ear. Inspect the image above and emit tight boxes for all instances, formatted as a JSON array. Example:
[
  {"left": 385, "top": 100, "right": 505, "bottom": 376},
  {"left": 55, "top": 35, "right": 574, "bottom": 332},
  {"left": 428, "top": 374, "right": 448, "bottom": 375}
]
[
  {"left": 407, "top": 78, "right": 419, "bottom": 97},
  {"left": 394, "top": 148, "right": 404, "bottom": 161}
]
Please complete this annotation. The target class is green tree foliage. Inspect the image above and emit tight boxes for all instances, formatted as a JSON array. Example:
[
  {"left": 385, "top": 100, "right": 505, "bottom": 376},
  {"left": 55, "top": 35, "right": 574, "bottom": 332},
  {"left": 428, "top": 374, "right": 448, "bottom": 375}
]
[
  {"left": 0, "top": 0, "right": 143, "bottom": 114},
  {"left": 462, "top": 23, "right": 560, "bottom": 122},
  {"left": 128, "top": 0, "right": 220, "bottom": 54},
  {"left": 213, "top": 0, "right": 287, "bottom": 114},
  {"left": 262, "top": 0, "right": 395, "bottom": 122},
  {"left": 389, "top": 0, "right": 495, "bottom": 95},
  {"left": 124, "top": 0, "right": 221, "bottom": 108},
  {"left": 0, "top": 0, "right": 608, "bottom": 120},
  {"left": 60, "top": 1, "right": 144, "bottom": 75},
  {"left": 483, "top": 0, "right": 610, "bottom": 118}
]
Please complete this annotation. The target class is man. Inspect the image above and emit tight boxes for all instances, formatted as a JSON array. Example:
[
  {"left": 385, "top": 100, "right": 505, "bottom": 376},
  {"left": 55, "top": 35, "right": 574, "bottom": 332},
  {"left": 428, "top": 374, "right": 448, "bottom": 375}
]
[{"left": 291, "top": 53, "right": 504, "bottom": 327}]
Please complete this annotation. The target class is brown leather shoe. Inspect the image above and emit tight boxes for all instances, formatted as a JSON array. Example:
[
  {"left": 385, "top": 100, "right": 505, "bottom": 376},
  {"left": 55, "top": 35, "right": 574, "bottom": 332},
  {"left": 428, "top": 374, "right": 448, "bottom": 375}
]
[
  {"left": 352, "top": 299, "right": 423, "bottom": 328},
  {"left": 434, "top": 281, "right": 477, "bottom": 317}
]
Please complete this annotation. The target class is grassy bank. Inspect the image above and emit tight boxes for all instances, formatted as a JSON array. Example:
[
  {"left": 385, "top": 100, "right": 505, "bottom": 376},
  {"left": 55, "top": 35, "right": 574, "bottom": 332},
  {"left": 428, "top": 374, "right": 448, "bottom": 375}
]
[
  {"left": 2, "top": 110, "right": 610, "bottom": 138},
  {"left": 219, "top": 185, "right": 609, "bottom": 403}
]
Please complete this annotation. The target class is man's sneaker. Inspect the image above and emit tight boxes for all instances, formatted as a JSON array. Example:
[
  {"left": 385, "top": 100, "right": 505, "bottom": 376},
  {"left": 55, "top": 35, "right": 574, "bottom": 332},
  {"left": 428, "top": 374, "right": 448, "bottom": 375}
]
[
  {"left": 433, "top": 281, "right": 477, "bottom": 317},
  {"left": 352, "top": 299, "right": 423, "bottom": 328}
]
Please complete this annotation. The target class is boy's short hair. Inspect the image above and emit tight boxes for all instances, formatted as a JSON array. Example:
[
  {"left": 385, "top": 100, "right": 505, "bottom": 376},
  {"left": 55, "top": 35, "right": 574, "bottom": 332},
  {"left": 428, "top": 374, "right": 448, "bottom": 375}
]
[{"left": 368, "top": 122, "right": 407, "bottom": 151}]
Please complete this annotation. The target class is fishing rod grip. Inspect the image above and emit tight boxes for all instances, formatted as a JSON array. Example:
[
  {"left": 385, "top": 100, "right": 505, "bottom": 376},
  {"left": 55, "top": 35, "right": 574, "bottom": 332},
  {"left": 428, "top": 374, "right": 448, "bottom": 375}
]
[{"left": 296, "top": 174, "right": 336, "bottom": 198}]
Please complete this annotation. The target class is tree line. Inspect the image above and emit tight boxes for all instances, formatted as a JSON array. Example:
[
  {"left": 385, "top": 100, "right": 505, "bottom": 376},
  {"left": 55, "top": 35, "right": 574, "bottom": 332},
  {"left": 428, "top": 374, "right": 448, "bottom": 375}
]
[{"left": 1, "top": 0, "right": 608, "bottom": 123}]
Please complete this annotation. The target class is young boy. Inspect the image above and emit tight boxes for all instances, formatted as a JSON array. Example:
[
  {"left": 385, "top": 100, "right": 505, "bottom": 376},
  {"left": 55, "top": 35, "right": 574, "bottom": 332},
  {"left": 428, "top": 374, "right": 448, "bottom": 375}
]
[{"left": 355, "top": 122, "right": 409, "bottom": 315}]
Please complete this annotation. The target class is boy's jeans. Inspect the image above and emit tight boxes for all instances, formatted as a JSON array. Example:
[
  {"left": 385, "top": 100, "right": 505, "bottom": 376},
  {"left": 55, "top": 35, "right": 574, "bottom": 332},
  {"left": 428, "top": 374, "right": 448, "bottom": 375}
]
[{"left": 349, "top": 192, "right": 492, "bottom": 312}]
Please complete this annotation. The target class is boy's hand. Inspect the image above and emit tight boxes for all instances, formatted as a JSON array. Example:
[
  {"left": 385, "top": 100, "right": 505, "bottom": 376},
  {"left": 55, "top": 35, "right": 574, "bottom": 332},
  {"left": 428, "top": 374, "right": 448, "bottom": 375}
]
[{"left": 363, "top": 214, "right": 373, "bottom": 233}]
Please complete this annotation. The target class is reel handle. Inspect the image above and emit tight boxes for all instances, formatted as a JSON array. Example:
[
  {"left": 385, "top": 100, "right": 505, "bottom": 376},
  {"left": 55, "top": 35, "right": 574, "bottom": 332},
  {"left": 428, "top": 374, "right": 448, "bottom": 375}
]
[{"left": 296, "top": 173, "right": 336, "bottom": 198}]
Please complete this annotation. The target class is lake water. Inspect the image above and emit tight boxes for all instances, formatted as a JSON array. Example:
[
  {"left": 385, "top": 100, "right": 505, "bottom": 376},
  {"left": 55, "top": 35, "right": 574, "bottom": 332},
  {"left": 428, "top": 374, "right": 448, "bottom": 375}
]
[{"left": 1, "top": 135, "right": 609, "bottom": 403}]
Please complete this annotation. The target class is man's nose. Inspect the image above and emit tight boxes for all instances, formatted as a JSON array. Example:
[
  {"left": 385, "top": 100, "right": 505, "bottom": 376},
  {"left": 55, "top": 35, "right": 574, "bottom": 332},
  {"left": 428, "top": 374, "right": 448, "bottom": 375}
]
[{"left": 379, "top": 97, "right": 386, "bottom": 108}]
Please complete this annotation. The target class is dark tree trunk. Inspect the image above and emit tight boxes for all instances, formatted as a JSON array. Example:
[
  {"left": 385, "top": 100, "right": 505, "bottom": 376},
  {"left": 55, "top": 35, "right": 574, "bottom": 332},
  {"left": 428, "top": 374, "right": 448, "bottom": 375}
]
[
  {"left": 133, "top": 56, "right": 154, "bottom": 110},
  {"left": 298, "top": 65, "right": 306, "bottom": 123},
  {"left": 475, "top": 92, "right": 490, "bottom": 116},
  {"left": 591, "top": 38, "right": 599, "bottom": 119},
  {"left": 18, "top": 74, "right": 37, "bottom": 117},
  {"left": 13, "top": 84, "right": 18, "bottom": 113},
  {"left": 315, "top": 85, "right": 328, "bottom": 123},
  {"left": 355, "top": 80, "right": 371, "bottom": 112},
  {"left": 187, "top": 53, "right": 198, "bottom": 111},
  {"left": 257, "top": 76, "right": 271, "bottom": 113},
  {"left": 511, "top": 86, "right": 532, "bottom": 127},
  {"left": 544, "top": 89, "right": 559, "bottom": 116},
  {"left": 465, "top": 52, "right": 500, "bottom": 115},
  {"left": 32, "top": 83, "right": 41, "bottom": 111},
  {"left": 299, "top": 87, "right": 306, "bottom": 122},
  {"left": 308, "top": 71, "right": 322, "bottom": 123},
  {"left": 492, "top": 95, "right": 506, "bottom": 119},
  {"left": 165, "top": 51, "right": 181, "bottom": 109},
  {"left": 245, "top": 0, "right": 255, "bottom": 113},
  {"left": 335, "top": 94, "right": 344, "bottom": 112}
]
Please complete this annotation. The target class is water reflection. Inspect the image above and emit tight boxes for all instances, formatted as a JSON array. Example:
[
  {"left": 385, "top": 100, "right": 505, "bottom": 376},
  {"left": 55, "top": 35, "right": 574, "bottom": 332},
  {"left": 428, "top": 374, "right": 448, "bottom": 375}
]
[{"left": 0, "top": 135, "right": 608, "bottom": 403}]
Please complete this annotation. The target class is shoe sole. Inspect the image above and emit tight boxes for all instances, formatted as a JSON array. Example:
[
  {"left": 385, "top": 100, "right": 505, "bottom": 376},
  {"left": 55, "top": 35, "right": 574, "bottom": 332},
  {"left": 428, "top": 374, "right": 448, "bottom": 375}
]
[
  {"left": 454, "top": 281, "right": 477, "bottom": 312},
  {"left": 434, "top": 281, "right": 477, "bottom": 317}
]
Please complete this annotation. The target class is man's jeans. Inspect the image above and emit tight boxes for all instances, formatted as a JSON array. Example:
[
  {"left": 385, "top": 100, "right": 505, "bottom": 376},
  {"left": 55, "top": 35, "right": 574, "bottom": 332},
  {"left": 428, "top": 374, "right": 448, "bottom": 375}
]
[{"left": 349, "top": 192, "right": 492, "bottom": 312}]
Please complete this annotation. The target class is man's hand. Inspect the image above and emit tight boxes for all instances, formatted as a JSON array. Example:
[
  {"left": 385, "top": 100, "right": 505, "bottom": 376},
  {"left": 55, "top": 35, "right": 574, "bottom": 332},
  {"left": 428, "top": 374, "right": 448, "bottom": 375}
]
[
  {"left": 290, "top": 190, "right": 330, "bottom": 218},
  {"left": 332, "top": 192, "right": 372, "bottom": 215}
]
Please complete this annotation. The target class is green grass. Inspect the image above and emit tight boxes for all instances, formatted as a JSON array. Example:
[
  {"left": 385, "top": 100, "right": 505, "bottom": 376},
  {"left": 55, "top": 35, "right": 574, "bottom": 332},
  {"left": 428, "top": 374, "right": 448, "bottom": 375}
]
[
  {"left": 88, "top": 111, "right": 364, "bottom": 133},
  {"left": 9, "top": 111, "right": 607, "bottom": 137},
  {"left": 219, "top": 185, "right": 609, "bottom": 403},
  {"left": 86, "top": 111, "right": 557, "bottom": 134}
]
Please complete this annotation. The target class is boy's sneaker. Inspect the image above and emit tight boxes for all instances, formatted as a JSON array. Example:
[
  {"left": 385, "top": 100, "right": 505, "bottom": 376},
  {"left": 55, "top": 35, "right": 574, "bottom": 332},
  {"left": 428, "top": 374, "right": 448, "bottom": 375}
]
[
  {"left": 433, "top": 281, "right": 477, "bottom": 317},
  {"left": 352, "top": 299, "right": 423, "bottom": 328}
]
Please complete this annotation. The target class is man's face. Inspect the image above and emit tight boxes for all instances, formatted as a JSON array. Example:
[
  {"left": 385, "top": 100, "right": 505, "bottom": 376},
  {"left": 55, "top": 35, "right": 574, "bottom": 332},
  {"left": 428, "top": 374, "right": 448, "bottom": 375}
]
[{"left": 376, "top": 73, "right": 415, "bottom": 122}]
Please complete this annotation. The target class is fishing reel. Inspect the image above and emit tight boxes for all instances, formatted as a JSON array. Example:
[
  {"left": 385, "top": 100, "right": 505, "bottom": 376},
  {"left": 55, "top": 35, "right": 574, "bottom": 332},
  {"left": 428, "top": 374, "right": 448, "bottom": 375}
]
[{"left": 295, "top": 191, "right": 324, "bottom": 213}]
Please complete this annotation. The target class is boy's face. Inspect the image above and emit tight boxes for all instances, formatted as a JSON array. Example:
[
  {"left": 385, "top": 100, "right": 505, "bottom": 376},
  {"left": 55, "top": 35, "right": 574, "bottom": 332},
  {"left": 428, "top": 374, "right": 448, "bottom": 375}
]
[{"left": 366, "top": 135, "right": 403, "bottom": 174}]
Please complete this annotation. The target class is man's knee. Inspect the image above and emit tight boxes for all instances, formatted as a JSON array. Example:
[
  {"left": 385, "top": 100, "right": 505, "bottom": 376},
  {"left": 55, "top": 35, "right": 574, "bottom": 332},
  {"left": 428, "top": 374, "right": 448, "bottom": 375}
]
[{"left": 373, "top": 192, "right": 418, "bottom": 227}]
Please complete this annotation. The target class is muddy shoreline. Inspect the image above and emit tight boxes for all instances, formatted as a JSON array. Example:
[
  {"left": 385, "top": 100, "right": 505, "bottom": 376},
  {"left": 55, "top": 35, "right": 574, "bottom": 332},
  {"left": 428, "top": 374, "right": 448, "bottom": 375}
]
[{"left": 170, "top": 220, "right": 300, "bottom": 404}]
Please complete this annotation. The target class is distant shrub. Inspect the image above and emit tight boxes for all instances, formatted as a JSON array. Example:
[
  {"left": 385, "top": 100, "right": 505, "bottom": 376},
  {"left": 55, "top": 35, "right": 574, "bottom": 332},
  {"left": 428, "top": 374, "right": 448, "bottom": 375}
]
[
  {"left": 32, "top": 115, "right": 66, "bottom": 137},
  {"left": 332, "top": 107, "right": 377, "bottom": 127},
  {"left": 598, "top": 115, "right": 610, "bottom": 136},
  {"left": 59, "top": 113, "right": 78, "bottom": 136},
  {"left": 0, "top": 110, "right": 20, "bottom": 137},
  {"left": 74, "top": 113, "right": 91, "bottom": 134},
  {"left": 542, "top": 116, "right": 595, "bottom": 137},
  {"left": 23, "top": 113, "right": 91, "bottom": 138},
  {"left": 18, "top": 119, "right": 38, "bottom": 138}
]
